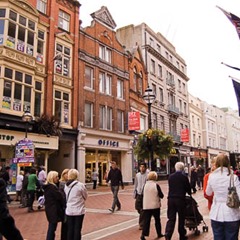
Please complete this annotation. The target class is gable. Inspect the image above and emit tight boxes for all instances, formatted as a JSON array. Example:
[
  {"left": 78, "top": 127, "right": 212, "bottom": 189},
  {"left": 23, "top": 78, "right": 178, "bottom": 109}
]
[
  {"left": 10, "top": 0, "right": 39, "bottom": 17},
  {"left": 55, "top": 32, "right": 74, "bottom": 44},
  {"left": 90, "top": 6, "right": 117, "bottom": 29}
]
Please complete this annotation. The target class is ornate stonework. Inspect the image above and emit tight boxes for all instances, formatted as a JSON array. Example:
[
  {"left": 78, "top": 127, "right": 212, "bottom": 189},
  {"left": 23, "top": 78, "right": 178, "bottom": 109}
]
[
  {"left": 90, "top": 6, "right": 117, "bottom": 29},
  {"left": 54, "top": 75, "right": 72, "bottom": 87},
  {"left": 9, "top": 0, "right": 39, "bottom": 16}
]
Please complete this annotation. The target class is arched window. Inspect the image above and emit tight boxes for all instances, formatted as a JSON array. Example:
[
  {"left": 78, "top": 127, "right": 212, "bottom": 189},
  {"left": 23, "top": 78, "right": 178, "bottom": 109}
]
[
  {"left": 138, "top": 71, "right": 143, "bottom": 94},
  {"left": 133, "top": 66, "right": 137, "bottom": 92}
]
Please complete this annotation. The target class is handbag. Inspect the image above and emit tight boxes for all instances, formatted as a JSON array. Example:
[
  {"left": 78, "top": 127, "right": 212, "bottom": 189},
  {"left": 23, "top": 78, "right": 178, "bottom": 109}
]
[{"left": 226, "top": 174, "right": 240, "bottom": 208}]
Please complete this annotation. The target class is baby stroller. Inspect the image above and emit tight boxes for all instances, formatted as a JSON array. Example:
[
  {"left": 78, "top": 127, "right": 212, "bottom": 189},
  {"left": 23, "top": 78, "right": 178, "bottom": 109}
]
[
  {"left": 37, "top": 195, "right": 45, "bottom": 210},
  {"left": 185, "top": 196, "right": 208, "bottom": 235}
]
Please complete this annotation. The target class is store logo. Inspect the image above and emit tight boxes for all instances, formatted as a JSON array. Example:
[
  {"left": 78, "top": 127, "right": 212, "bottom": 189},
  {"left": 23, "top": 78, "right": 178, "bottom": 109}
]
[
  {"left": 98, "top": 139, "right": 119, "bottom": 147},
  {"left": 0, "top": 135, "right": 14, "bottom": 141}
]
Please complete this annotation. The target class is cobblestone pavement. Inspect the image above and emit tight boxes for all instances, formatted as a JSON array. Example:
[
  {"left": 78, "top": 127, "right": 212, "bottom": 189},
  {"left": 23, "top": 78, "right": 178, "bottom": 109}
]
[{"left": 6, "top": 180, "right": 222, "bottom": 240}]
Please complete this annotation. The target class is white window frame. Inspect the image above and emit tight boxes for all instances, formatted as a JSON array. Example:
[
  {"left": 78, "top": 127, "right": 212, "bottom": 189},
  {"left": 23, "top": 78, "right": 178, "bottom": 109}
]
[
  {"left": 37, "top": 0, "right": 47, "bottom": 14},
  {"left": 117, "top": 79, "right": 124, "bottom": 99},
  {"left": 99, "top": 72, "right": 112, "bottom": 95},
  {"left": 84, "top": 102, "right": 93, "bottom": 128},
  {"left": 99, "top": 105, "right": 112, "bottom": 130},
  {"left": 85, "top": 66, "right": 94, "bottom": 89},
  {"left": 117, "top": 110, "right": 124, "bottom": 133},
  {"left": 99, "top": 45, "right": 111, "bottom": 63},
  {"left": 58, "top": 10, "right": 70, "bottom": 31}
]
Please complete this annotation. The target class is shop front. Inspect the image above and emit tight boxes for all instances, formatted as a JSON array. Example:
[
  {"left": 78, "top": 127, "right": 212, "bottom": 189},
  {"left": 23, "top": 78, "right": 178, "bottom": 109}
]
[
  {"left": 0, "top": 129, "right": 58, "bottom": 191},
  {"left": 77, "top": 129, "right": 133, "bottom": 186}
]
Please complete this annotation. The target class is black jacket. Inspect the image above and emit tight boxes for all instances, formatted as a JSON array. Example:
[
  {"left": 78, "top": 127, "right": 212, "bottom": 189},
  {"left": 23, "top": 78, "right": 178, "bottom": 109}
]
[
  {"left": 168, "top": 171, "right": 191, "bottom": 199},
  {"left": 43, "top": 183, "right": 65, "bottom": 223},
  {"left": 107, "top": 168, "right": 124, "bottom": 187},
  {"left": 0, "top": 179, "right": 9, "bottom": 220}
]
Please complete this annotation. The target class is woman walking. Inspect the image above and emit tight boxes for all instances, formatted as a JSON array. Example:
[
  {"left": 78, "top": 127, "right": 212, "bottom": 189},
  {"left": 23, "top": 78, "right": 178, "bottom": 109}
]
[
  {"left": 64, "top": 169, "right": 88, "bottom": 240},
  {"left": 43, "top": 171, "right": 65, "bottom": 240},
  {"left": 206, "top": 154, "right": 240, "bottom": 239}
]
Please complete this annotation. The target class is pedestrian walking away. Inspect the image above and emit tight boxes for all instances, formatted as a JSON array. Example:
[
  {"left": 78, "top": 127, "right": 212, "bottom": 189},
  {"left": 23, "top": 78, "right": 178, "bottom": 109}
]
[
  {"left": 140, "top": 171, "right": 164, "bottom": 240},
  {"left": 106, "top": 161, "right": 124, "bottom": 213},
  {"left": 134, "top": 162, "right": 148, "bottom": 230},
  {"left": 64, "top": 169, "right": 88, "bottom": 240},
  {"left": 165, "top": 162, "right": 191, "bottom": 240},
  {"left": 206, "top": 154, "right": 240, "bottom": 239},
  {"left": 197, "top": 165, "right": 204, "bottom": 190},
  {"left": 91, "top": 169, "right": 98, "bottom": 189}
]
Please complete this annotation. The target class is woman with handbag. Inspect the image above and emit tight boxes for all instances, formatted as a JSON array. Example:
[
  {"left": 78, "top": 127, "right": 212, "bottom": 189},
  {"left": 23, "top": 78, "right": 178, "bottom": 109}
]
[
  {"left": 206, "top": 154, "right": 240, "bottom": 240},
  {"left": 43, "top": 171, "right": 66, "bottom": 240},
  {"left": 64, "top": 169, "right": 88, "bottom": 240}
]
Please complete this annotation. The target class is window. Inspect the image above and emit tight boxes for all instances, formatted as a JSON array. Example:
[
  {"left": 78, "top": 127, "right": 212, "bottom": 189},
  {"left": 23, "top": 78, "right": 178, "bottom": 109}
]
[
  {"left": 179, "top": 99, "right": 182, "bottom": 113},
  {"left": 178, "top": 79, "right": 181, "bottom": 91},
  {"left": 36, "top": 30, "right": 45, "bottom": 63},
  {"left": 150, "top": 59, "right": 155, "bottom": 74},
  {"left": 117, "top": 110, "right": 124, "bottom": 133},
  {"left": 157, "top": 44, "right": 161, "bottom": 53},
  {"left": 0, "top": 9, "right": 5, "bottom": 46},
  {"left": 152, "top": 84, "right": 156, "bottom": 96},
  {"left": 149, "top": 37, "right": 154, "bottom": 47},
  {"left": 99, "top": 105, "right": 112, "bottom": 130},
  {"left": 159, "top": 88, "right": 164, "bottom": 103},
  {"left": 160, "top": 115, "right": 164, "bottom": 131},
  {"left": 85, "top": 66, "right": 94, "bottom": 89},
  {"left": 184, "top": 102, "right": 187, "bottom": 115},
  {"left": 140, "top": 114, "right": 146, "bottom": 131},
  {"left": 99, "top": 45, "right": 111, "bottom": 63},
  {"left": 84, "top": 102, "right": 93, "bottom": 127},
  {"left": 58, "top": 10, "right": 70, "bottom": 31},
  {"left": 2, "top": 67, "right": 42, "bottom": 114},
  {"left": 55, "top": 43, "right": 71, "bottom": 77},
  {"left": 138, "top": 72, "right": 143, "bottom": 95},
  {"left": 117, "top": 79, "right": 124, "bottom": 99},
  {"left": 182, "top": 82, "right": 186, "bottom": 94},
  {"left": 158, "top": 64, "right": 162, "bottom": 78},
  {"left": 54, "top": 90, "right": 70, "bottom": 124},
  {"left": 152, "top": 113, "right": 157, "bottom": 129},
  {"left": 99, "top": 72, "right": 112, "bottom": 95},
  {"left": 133, "top": 67, "right": 137, "bottom": 92},
  {"left": 6, "top": 11, "right": 35, "bottom": 56},
  {"left": 37, "top": 0, "right": 47, "bottom": 14}
]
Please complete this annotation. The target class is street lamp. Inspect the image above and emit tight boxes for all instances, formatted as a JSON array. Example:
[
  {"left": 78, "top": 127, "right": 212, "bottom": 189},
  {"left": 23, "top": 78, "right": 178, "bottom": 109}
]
[
  {"left": 22, "top": 110, "right": 33, "bottom": 139},
  {"left": 143, "top": 86, "right": 156, "bottom": 170}
]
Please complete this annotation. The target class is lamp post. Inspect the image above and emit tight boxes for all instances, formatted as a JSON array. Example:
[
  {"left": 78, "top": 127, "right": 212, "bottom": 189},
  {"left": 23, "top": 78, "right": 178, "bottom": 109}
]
[
  {"left": 143, "top": 86, "right": 156, "bottom": 170},
  {"left": 22, "top": 110, "right": 33, "bottom": 139}
]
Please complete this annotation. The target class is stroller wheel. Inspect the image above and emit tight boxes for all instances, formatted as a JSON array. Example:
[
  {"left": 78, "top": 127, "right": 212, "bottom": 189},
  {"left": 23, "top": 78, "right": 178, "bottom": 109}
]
[
  {"left": 194, "top": 229, "right": 200, "bottom": 236},
  {"left": 203, "top": 226, "right": 208, "bottom": 232}
]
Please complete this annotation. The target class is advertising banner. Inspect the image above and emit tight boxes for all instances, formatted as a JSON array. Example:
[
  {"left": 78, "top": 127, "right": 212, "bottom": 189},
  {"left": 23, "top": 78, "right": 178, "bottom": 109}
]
[{"left": 128, "top": 111, "right": 140, "bottom": 131}]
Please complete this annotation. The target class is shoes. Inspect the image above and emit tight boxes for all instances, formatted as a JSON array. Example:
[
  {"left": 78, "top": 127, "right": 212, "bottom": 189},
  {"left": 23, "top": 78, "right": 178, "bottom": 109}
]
[
  {"left": 157, "top": 234, "right": 165, "bottom": 238},
  {"left": 140, "top": 235, "right": 146, "bottom": 240},
  {"left": 108, "top": 208, "right": 114, "bottom": 213},
  {"left": 28, "top": 208, "right": 34, "bottom": 213},
  {"left": 116, "top": 207, "right": 121, "bottom": 211}
]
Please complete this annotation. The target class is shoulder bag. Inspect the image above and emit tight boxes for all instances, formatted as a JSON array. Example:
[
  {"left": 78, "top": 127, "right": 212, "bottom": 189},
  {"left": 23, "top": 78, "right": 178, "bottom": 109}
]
[{"left": 226, "top": 174, "right": 240, "bottom": 208}]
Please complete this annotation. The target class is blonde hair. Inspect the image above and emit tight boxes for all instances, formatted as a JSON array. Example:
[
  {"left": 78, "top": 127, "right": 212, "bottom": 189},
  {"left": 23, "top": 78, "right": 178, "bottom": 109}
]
[
  {"left": 60, "top": 168, "right": 69, "bottom": 182},
  {"left": 148, "top": 171, "right": 157, "bottom": 181},
  {"left": 68, "top": 169, "right": 79, "bottom": 181},
  {"left": 215, "top": 154, "right": 231, "bottom": 175},
  {"left": 46, "top": 171, "right": 59, "bottom": 184}
]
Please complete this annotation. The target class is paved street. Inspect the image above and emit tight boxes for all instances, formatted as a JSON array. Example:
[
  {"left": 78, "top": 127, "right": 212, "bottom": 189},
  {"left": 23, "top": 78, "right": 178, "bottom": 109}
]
[{"left": 8, "top": 180, "right": 215, "bottom": 240}]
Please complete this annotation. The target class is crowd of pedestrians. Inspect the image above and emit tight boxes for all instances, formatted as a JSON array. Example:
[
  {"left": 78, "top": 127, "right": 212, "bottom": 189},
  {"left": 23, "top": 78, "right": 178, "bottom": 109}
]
[{"left": 0, "top": 154, "right": 240, "bottom": 240}]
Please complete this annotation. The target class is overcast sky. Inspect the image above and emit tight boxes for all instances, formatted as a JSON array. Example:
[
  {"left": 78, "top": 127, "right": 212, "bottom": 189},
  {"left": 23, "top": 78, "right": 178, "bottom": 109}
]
[{"left": 79, "top": 0, "right": 240, "bottom": 110}]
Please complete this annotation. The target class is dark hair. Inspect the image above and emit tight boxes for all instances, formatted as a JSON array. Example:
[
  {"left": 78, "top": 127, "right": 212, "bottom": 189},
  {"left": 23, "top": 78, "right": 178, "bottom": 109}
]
[
  {"left": 140, "top": 162, "right": 147, "bottom": 168},
  {"left": 5, "top": 166, "right": 10, "bottom": 170}
]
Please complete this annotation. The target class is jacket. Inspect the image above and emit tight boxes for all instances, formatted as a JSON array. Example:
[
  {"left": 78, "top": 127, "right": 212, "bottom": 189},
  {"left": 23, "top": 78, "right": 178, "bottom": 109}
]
[
  {"left": 43, "top": 183, "right": 65, "bottom": 223},
  {"left": 0, "top": 179, "right": 9, "bottom": 220},
  {"left": 143, "top": 180, "right": 164, "bottom": 210},
  {"left": 206, "top": 167, "right": 240, "bottom": 222},
  {"left": 107, "top": 168, "right": 123, "bottom": 187},
  {"left": 64, "top": 180, "right": 88, "bottom": 216}
]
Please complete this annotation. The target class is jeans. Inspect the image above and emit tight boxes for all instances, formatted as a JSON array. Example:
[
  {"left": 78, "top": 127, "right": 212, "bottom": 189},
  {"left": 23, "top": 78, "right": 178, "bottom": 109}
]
[
  {"left": 67, "top": 215, "right": 85, "bottom": 240},
  {"left": 110, "top": 185, "right": 121, "bottom": 210},
  {"left": 46, "top": 222, "right": 58, "bottom": 240},
  {"left": 211, "top": 220, "right": 240, "bottom": 240}
]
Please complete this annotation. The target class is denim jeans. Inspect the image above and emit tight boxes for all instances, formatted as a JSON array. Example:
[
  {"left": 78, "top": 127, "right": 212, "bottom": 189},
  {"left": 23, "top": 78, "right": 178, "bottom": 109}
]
[
  {"left": 46, "top": 222, "right": 58, "bottom": 240},
  {"left": 211, "top": 220, "right": 240, "bottom": 240},
  {"left": 110, "top": 185, "right": 121, "bottom": 210}
]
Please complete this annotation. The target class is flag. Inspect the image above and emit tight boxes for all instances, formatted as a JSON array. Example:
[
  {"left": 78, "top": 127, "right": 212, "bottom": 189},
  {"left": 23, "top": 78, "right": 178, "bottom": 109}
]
[
  {"left": 217, "top": 6, "right": 240, "bottom": 39},
  {"left": 232, "top": 79, "right": 240, "bottom": 116},
  {"left": 222, "top": 62, "right": 240, "bottom": 71}
]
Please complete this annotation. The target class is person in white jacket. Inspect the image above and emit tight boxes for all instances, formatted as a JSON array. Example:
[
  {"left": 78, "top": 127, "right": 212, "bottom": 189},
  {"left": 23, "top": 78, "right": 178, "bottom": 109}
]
[
  {"left": 64, "top": 169, "right": 88, "bottom": 240},
  {"left": 140, "top": 171, "right": 164, "bottom": 240},
  {"left": 206, "top": 154, "right": 240, "bottom": 240}
]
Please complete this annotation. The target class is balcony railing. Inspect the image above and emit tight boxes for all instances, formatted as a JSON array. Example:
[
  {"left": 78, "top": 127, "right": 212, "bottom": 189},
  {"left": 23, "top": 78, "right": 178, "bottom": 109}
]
[
  {"left": 167, "top": 104, "right": 180, "bottom": 115},
  {"left": 168, "top": 132, "right": 181, "bottom": 142}
]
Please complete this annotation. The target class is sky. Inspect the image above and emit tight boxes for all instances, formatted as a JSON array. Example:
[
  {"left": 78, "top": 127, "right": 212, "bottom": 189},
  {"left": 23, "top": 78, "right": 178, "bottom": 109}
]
[{"left": 79, "top": 0, "right": 240, "bottom": 110}]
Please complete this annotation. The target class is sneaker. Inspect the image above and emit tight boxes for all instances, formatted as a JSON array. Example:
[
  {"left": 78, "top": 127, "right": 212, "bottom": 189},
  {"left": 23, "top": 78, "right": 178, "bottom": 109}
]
[
  {"left": 116, "top": 207, "right": 121, "bottom": 211},
  {"left": 108, "top": 208, "right": 114, "bottom": 213}
]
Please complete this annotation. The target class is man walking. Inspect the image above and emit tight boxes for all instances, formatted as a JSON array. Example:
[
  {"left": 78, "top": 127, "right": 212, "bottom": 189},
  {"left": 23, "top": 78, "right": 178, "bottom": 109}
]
[
  {"left": 107, "top": 161, "right": 124, "bottom": 212},
  {"left": 134, "top": 162, "right": 148, "bottom": 230},
  {"left": 165, "top": 162, "right": 191, "bottom": 240}
]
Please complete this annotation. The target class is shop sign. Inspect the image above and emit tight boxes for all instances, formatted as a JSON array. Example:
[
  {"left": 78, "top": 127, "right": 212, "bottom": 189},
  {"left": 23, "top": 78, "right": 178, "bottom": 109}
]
[
  {"left": 13, "top": 139, "right": 35, "bottom": 164},
  {"left": 128, "top": 111, "right": 140, "bottom": 131},
  {"left": 98, "top": 139, "right": 119, "bottom": 147},
  {"left": 0, "top": 134, "right": 14, "bottom": 141},
  {"left": 180, "top": 128, "right": 189, "bottom": 142}
]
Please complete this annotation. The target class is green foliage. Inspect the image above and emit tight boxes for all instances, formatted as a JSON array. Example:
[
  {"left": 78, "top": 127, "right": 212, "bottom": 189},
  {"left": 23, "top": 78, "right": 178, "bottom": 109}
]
[{"left": 134, "top": 129, "right": 174, "bottom": 160}]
